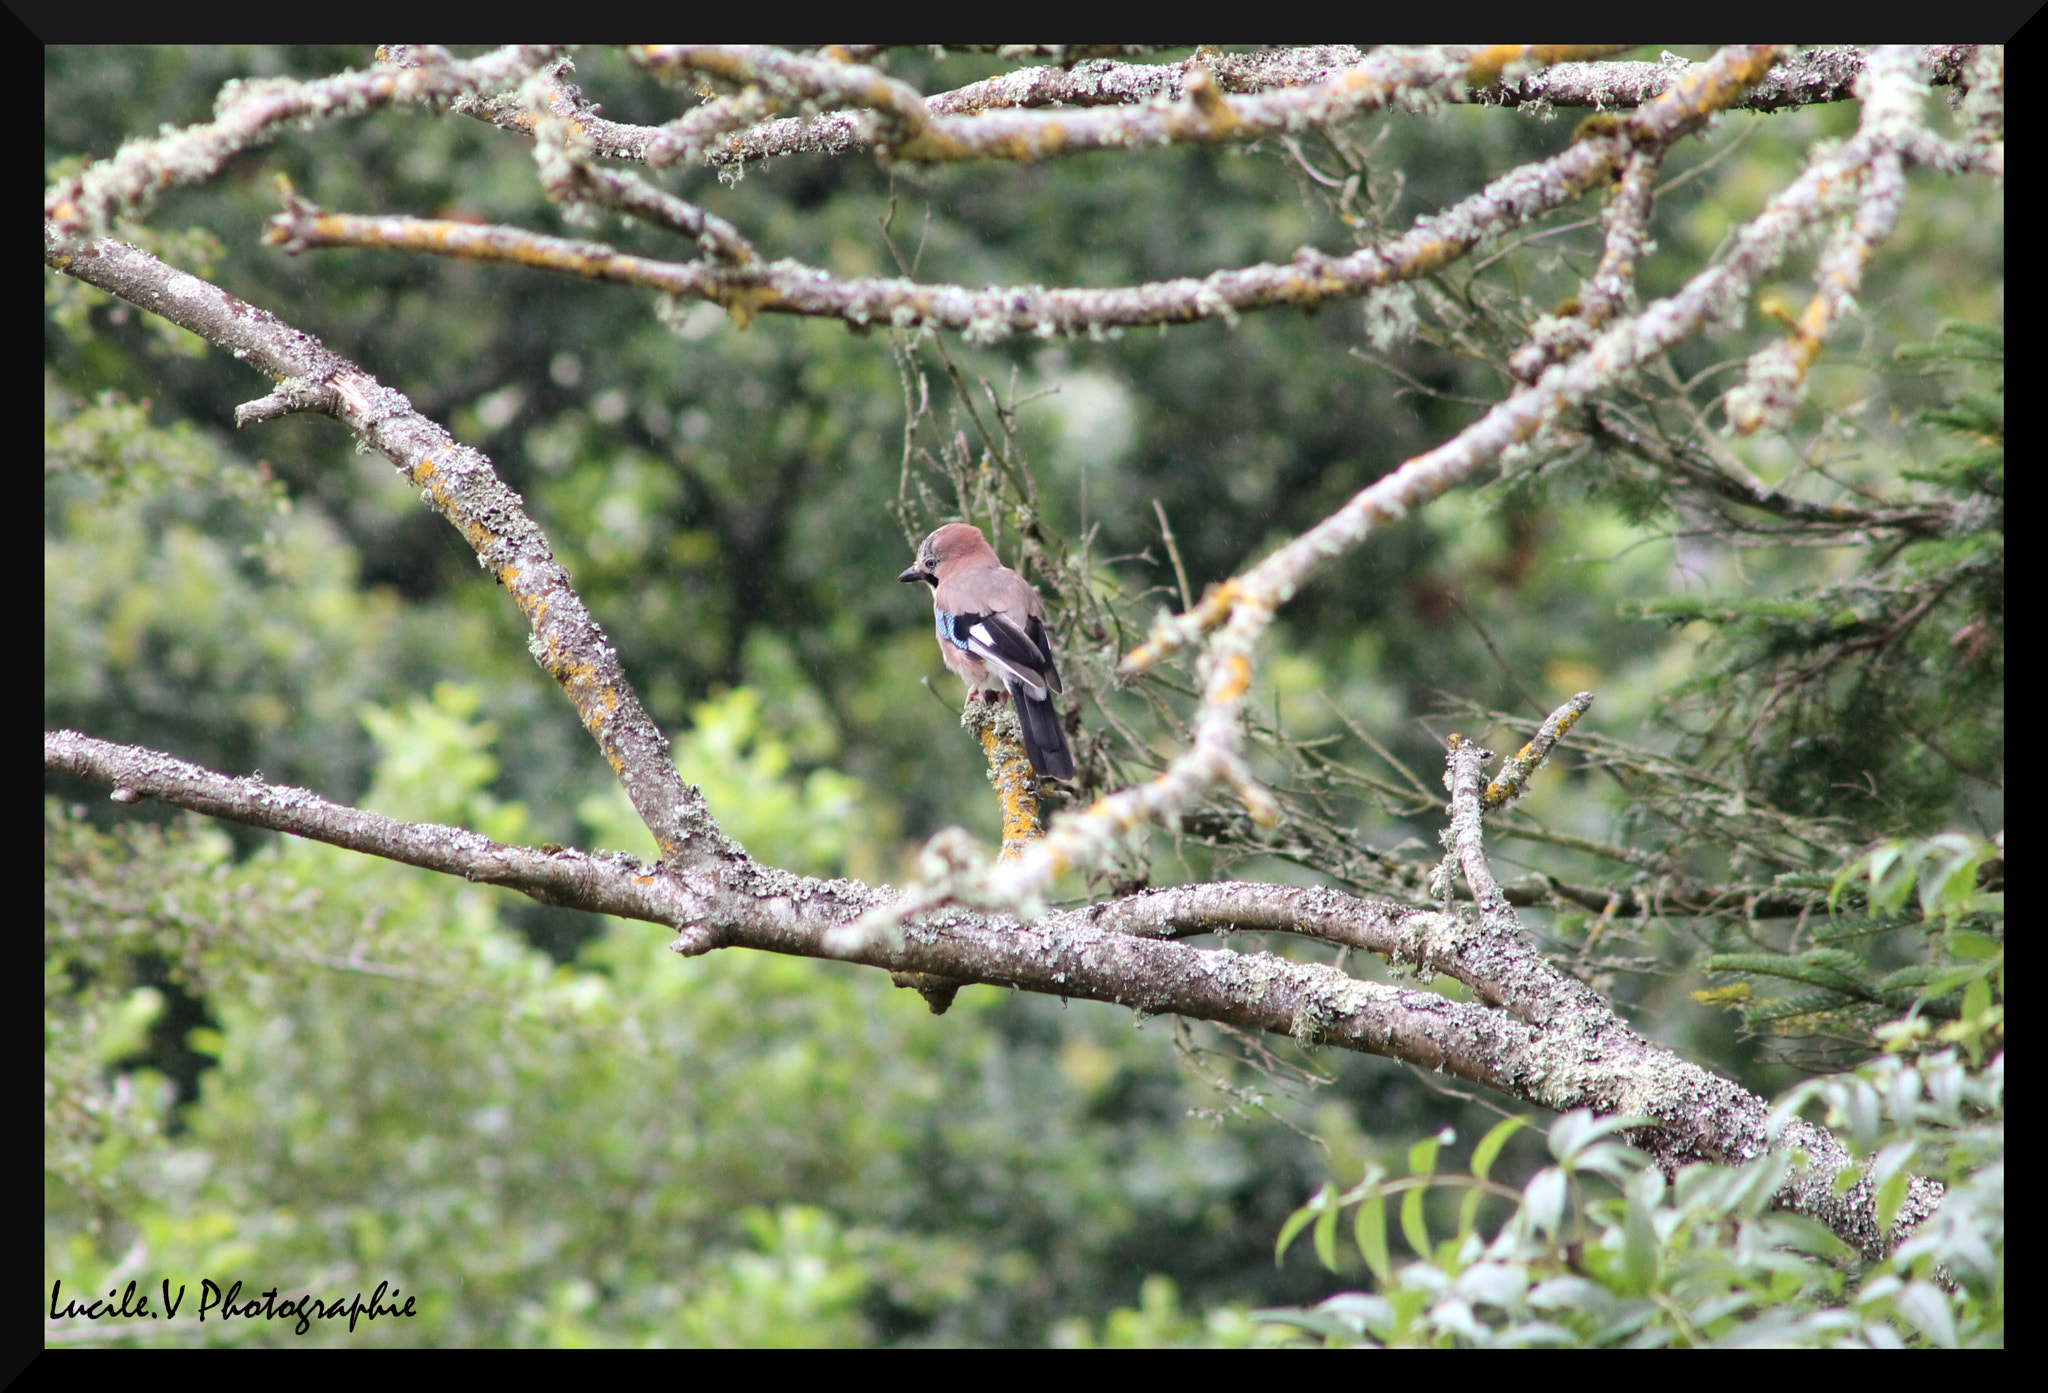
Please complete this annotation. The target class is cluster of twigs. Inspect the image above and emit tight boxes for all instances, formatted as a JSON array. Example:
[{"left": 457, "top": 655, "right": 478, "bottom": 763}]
[{"left": 46, "top": 45, "right": 2000, "bottom": 1257}]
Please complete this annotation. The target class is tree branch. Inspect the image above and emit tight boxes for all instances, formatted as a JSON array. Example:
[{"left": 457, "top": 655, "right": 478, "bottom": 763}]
[
  {"left": 259, "top": 46, "right": 1778, "bottom": 344},
  {"left": 44, "top": 45, "right": 568, "bottom": 238},
  {"left": 645, "top": 46, "right": 1979, "bottom": 168},
  {"left": 1012, "top": 47, "right": 1985, "bottom": 910},
  {"left": 43, "top": 43, "right": 1980, "bottom": 1268},
  {"left": 46, "top": 726, "right": 1940, "bottom": 1257},
  {"left": 43, "top": 229, "right": 731, "bottom": 870},
  {"left": 634, "top": 45, "right": 1630, "bottom": 167}
]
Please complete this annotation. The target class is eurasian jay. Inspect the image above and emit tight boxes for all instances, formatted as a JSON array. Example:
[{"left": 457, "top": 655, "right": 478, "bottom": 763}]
[{"left": 900, "top": 523, "right": 1076, "bottom": 781}]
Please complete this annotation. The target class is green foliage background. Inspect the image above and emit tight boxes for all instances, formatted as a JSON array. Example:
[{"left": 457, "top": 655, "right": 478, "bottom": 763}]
[{"left": 47, "top": 46, "right": 2000, "bottom": 1345}]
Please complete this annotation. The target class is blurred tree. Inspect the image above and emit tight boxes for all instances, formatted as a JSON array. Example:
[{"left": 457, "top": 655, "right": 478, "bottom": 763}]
[{"left": 47, "top": 45, "right": 2000, "bottom": 1345}]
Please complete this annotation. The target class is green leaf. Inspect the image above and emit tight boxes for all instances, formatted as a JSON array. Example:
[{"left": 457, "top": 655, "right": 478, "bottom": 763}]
[
  {"left": 1314, "top": 1183, "right": 1342, "bottom": 1272},
  {"left": 1276, "top": 1184, "right": 1333, "bottom": 1266},
  {"left": 1469, "top": 1115, "right": 1525, "bottom": 1182},
  {"left": 1407, "top": 1127, "right": 1448, "bottom": 1178},
  {"left": 1455, "top": 1185, "right": 1486, "bottom": 1245},
  {"left": 1353, "top": 1196, "right": 1391, "bottom": 1286},
  {"left": 1250, "top": 1307, "right": 1364, "bottom": 1341},
  {"left": 1399, "top": 1183, "right": 1431, "bottom": 1259}
]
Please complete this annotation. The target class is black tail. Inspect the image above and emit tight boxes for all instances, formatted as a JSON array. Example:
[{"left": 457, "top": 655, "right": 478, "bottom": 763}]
[{"left": 1012, "top": 684, "right": 1075, "bottom": 780}]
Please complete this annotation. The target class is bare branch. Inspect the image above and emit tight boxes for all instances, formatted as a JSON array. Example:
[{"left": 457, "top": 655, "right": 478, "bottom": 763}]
[
  {"left": 637, "top": 44, "right": 1630, "bottom": 167},
  {"left": 1510, "top": 146, "right": 1663, "bottom": 383},
  {"left": 1587, "top": 406, "right": 1949, "bottom": 535},
  {"left": 46, "top": 729, "right": 709, "bottom": 933},
  {"left": 45, "top": 45, "right": 566, "bottom": 237},
  {"left": 1478, "top": 44, "right": 1978, "bottom": 113},
  {"left": 261, "top": 46, "right": 1776, "bottom": 345},
  {"left": 44, "top": 41, "right": 1988, "bottom": 1271},
  {"left": 1006, "top": 47, "right": 1982, "bottom": 907},
  {"left": 1482, "top": 692, "right": 1597, "bottom": 811},
  {"left": 46, "top": 726, "right": 1938, "bottom": 1256},
  {"left": 43, "top": 230, "right": 732, "bottom": 869},
  {"left": 661, "top": 46, "right": 1978, "bottom": 168}
]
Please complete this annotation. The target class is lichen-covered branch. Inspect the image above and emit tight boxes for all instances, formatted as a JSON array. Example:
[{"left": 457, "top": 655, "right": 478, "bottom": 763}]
[
  {"left": 1510, "top": 147, "right": 1663, "bottom": 383},
  {"left": 43, "top": 230, "right": 731, "bottom": 870},
  {"left": 1477, "top": 44, "right": 1977, "bottom": 113},
  {"left": 534, "top": 146, "right": 760, "bottom": 267},
  {"left": 635, "top": 44, "right": 1628, "bottom": 167},
  {"left": 961, "top": 698, "right": 1050, "bottom": 863},
  {"left": 44, "top": 45, "right": 567, "bottom": 238},
  {"left": 1482, "top": 692, "right": 1597, "bottom": 811},
  {"left": 661, "top": 46, "right": 1979, "bottom": 169},
  {"left": 1005, "top": 47, "right": 1987, "bottom": 911},
  {"left": 1728, "top": 48, "right": 1916, "bottom": 434},
  {"left": 45, "top": 730, "right": 701, "bottom": 925},
  {"left": 45, "top": 727, "right": 1940, "bottom": 1257},
  {"left": 41, "top": 44, "right": 1989, "bottom": 251},
  {"left": 43, "top": 40, "right": 1984, "bottom": 1270},
  {"left": 261, "top": 46, "right": 1779, "bottom": 346}
]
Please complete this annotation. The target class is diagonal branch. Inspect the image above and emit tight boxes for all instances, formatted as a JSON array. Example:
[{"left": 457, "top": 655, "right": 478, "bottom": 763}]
[
  {"left": 1510, "top": 145, "right": 1664, "bottom": 383},
  {"left": 653, "top": 47, "right": 1978, "bottom": 168},
  {"left": 43, "top": 229, "right": 732, "bottom": 871},
  {"left": 994, "top": 47, "right": 1979, "bottom": 909},
  {"left": 1586, "top": 407, "right": 1951, "bottom": 536},
  {"left": 46, "top": 729, "right": 704, "bottom": 931},
  {"left": 262, "top": 47, "right": 1774, "bottom": 343},
  {"left": 45, "top": 45, "right": 566, "bottom": 238},
  {"left": 634, "top": 44, "right": 1631, "bottom": 166},
  {"left": 46, "top": 726, "right": 1941, "bottom": 1257},
  {"left": 42, "top": 42, "right": 1974, "bottom": 1268}
]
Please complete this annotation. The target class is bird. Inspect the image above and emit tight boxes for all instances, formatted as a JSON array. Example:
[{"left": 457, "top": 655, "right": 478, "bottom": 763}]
[{"left": 899, "top": 523, "right": 1076, "bottom": 780}]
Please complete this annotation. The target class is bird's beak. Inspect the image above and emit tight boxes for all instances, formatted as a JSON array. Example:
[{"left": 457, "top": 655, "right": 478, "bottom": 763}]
[{"left": 898, "top": 563, "right": 929, "bottom": 584}]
